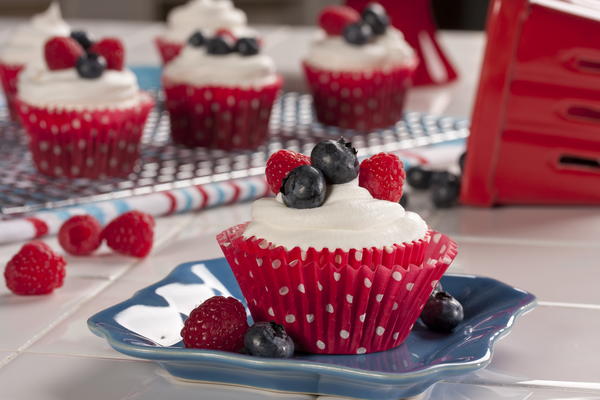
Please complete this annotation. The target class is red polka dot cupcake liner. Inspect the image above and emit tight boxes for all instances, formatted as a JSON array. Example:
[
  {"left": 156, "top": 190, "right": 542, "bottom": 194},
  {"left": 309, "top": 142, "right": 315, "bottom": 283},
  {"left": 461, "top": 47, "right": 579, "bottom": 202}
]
[
  {"left": 218, "top": 223, "right": 457, "bottom": 355},
  {"left": 163, "top": 76, "right": 282, "bottom": 150},
  {"left": 16, "top": 93, "right": 154, "bottom": 179},
  {"left": 154, "top": 37, "right": 183, "bottom": 65},
  {"left": 303, "top": 62, "right": 416, "bottom": 131},
  {"left": 0, "top": 62, "right": 25, "bottom": 121}
]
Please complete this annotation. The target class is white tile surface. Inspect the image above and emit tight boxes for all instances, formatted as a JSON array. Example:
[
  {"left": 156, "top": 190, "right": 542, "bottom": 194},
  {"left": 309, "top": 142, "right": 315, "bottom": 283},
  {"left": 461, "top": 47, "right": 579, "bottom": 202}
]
[{"left": 0, "top": 352, "right": 17, "bottom": 368}]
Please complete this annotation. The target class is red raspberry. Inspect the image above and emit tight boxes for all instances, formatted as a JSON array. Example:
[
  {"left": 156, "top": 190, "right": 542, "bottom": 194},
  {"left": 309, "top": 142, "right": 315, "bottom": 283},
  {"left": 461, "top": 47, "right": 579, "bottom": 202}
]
[
  {"left": 359, "top": 152, "right": 406, "bottom": 202},
  {"left": 89, "top": 38, "right": 124, "bottom": 70},
  {"left": 58, "top": 215, "right": 102, "bottom": 256},
  {"left": 44, "top": 37, "right": 84, "bottom": 70},
  {"left": 265, "top": 150, "right": 311, "bottom": 194},
  {"left": 181, "top": 296, "right": 248, "bottom": 351},
  {"left": 4, "top": 241, "right": 66, "bottom": 295},
  {"left": 102, "top": 211, "right": 155, "bottom": 258},
  {"left": 215, "top": 28, "right": 237, "bottom": 43},
  {"left": 318, "top": 6, "right": 361, "bottom": 36}
]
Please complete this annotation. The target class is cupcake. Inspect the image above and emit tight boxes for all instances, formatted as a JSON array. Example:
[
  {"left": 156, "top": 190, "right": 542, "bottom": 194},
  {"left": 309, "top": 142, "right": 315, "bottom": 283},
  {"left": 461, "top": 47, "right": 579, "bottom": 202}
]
[
  {"left": 303, "top": 4, "right": 417, "bottom": 131},
  {"left": 155, "top": 0, "right": 255, "bottom": 64},
  {"left": 162, "top": 31, "right": 282, "bottom": 150},
  {"left": 218, "top": 139, "right": 457, "bottom": 354},
  {"left": 16, "top": 34, "right": 154, "bottom": 179},
  {"left": 0, "top": 2, "right": 70, "bottom": 120}
]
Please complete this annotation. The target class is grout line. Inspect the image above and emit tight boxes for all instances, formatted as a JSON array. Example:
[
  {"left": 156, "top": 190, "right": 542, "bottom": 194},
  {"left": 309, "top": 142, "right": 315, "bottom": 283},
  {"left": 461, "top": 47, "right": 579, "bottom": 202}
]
[{"left": 538, "top": 301, "right": 600, "bottom": 310}]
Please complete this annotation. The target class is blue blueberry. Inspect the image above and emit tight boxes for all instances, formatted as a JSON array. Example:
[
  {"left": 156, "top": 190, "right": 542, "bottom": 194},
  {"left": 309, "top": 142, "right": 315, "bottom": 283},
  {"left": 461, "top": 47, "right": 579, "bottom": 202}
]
[
  {"left": 70, "top": 30, "right": 94, "bottom": 50},
  {"left": 406, "top": 166, "right": 433, "bottom": 190},
  {"left": 362, "top": 3, "right": 390, "bottom": 35},
  {"left": 431, "top": 172, "right": 461, "bottom": 208},
  {"left": 235, "top": 38, "right": 260, "bottom": 56},
  {"left": 343, "top": 22, "right": 373, "bottom": 46},
  {"left": 188, "top": 31, "right": 205, "bottom": 47},
  {"left": 310, "top": 138, "right": 359, "bottom": 184},
  {"left": 421, "top": 291, "right": 464, "bottom": 333},
  {"left": 76, "top": 53, "right": 106, "bottom": 79},
  {"left": 281, "top": 165, "right": 326, "bottom": 209},
  {"left": 206, "top": 36, "right": 233, "bottom": 55},
  {"left": 244, "top": 321, "right": 294, "bottom": 358}
]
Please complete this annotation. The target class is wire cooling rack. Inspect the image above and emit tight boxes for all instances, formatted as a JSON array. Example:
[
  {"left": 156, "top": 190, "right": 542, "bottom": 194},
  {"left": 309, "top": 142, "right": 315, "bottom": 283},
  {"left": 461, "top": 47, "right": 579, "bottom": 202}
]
[{"left": 0, "top": 92, "right": 469, "bottom": 216}]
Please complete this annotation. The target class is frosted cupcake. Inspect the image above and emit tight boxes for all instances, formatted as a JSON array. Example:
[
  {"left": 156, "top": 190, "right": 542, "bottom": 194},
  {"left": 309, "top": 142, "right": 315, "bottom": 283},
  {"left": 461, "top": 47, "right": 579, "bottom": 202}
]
[
  {"left": 16, "top": 34, "right": 154, "bottom": 178},
  {"left": 0, "top": 2, "right": 70, "bottom": 120},
  {"left": 303, "top": 3, "right": 417, "bottom": 131},
  {"left": 218, "top": 140, "right": 457, "bottom": 354},
  {"left": 162, "top": 31, "right": 282, "bottom": 149},
  {"left": 155, "top": 0, "right": 255, "bottom": 64}
]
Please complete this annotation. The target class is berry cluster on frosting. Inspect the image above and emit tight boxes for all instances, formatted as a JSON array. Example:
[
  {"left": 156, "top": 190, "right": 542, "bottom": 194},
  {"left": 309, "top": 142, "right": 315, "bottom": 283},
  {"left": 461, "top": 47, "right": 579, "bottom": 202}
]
[
  {"left": 44, "top": 31, "right": 124, "bottom": 79},
  {"left": 318, "top": 3, "right": 390, "bottom": 46},
  {"left": 187, "top": 28, "right": 260, "bottom": 56}
]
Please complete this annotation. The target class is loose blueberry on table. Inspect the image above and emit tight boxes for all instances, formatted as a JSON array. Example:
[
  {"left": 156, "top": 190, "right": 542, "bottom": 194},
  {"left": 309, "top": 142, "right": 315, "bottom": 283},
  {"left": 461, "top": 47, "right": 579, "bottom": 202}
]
[
  {"left": 406, "top": 166, "right": 462, "bottom": 209},
  {"left": 244, "top": 322, "right": 295, "bottom": 358}
]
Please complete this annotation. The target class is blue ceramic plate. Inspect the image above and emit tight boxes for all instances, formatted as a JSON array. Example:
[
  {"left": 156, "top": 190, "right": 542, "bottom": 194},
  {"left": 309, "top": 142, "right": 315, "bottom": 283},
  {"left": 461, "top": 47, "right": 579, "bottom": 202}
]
[{"left": 88, "top": 258, "right": 536, "bottom": 400}]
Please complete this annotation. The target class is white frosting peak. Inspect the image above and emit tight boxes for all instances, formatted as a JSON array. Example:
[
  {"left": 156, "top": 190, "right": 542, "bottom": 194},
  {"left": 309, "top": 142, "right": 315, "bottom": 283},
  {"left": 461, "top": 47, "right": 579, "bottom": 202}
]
[
  {"left": 243, "top": 179, "right": 428, "bottom": 251},
  {"left": 0, "top": 2, "right": 70, "bottom": 66}
]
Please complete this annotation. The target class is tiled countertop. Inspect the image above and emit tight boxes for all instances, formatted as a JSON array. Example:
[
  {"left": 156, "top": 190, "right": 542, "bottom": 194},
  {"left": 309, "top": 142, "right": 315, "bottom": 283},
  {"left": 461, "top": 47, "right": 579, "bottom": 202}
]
[{"left": 1, "top": 20, "right": 600, "bottom": 400}]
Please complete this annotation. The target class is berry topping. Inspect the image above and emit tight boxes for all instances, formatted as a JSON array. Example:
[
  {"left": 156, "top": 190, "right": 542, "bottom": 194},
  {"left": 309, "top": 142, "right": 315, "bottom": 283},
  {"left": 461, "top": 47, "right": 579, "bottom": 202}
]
[
  {"left": 181, "top": 296, "right": 248, "bottom": 351},
  {"left": 4, "top": 241, "right": 66, "bottom": 295},
  {"left": 343, "top": 22, "right": 374, "bottom": 46},
  {"left": 310, "top": 138, "right": 359, "bottom": 184},
  {"left": 70, "top": 30, "right": 95, "bottom": 50},
  {"left": 89, "top": 38, "right": 124, "bottom": 70},
  {"left": 235, "top": 37, "right": 260, "bottom": 56},
  {"left": 359, "top": 153, "right": 405, "bottom": 202},
  {"left": 244, "top": 321, "right": 295, "bottom": 358},
  {"left": 58, "top": 215, "right": 102, "bottom": 256},
  {"left": 44, "top": 37, "right": 84, "bottom": 70},
  {"left": 431, "top": 172, "right": 461, "bottom": 208},
  {"left": 76, "top": 53, "right": 107, "bottom": 79},
  {"left": 406, "top": 165, "right": 433, "bottom": 190},
  {"left": 281, "top": 165, "right": 327, "bottom": 209},
  {"left": 421, "top": 291, "right": 464, "bottom": 333},
  {"left": 101, "top": 211, "right": 155, "bottom": 258},
  {"left": 206, "top": 36, "right": 234, "bottom": 55},
  {"left": 188, "top": 31, "right": 205, "bottom": 47},
  {"left": 318, "top": 5, "right": 361, "bottom": 36},
  {"left": 362, "top": 3, "right": 390, "bottom": 35},
  {"left": 265, "top": 150, "right": 311, "bottom": 194}
]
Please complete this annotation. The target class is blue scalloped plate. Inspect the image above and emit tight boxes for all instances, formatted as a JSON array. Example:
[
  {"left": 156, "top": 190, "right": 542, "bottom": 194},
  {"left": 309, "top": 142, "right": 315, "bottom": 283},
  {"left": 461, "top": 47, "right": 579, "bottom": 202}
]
[{"left": 88, "top": 258, "right": 536, "bottom": 400}]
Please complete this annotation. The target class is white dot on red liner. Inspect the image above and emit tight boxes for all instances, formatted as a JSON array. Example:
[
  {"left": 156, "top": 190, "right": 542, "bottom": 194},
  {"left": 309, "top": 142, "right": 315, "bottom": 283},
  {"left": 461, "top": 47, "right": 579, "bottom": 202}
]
[
  {"left": 326, "top": 304, "right": 334, "bottom": 313},
  {"left": 359, "top": 314, "right": 366, "bottom": 322},
  {"left": 355, "top": 251, "right": 362, "bottom": 261},
  {"left": 393, "top": 302, "right": 399, "bottom": 310},
  {"left": 306, "top": 314, "right": 314, "bottom": 323},
  {"left": 268, "top": 307, "right": 275, "bottom": 317},
  {"left": 393, "top": 332, "right": 400, "bottom": 340},
  {"left": 297, "top": 284, "right": 305, "bottom": 293},
  {"left": 376, "top": 327, "right": 385, "bottom": 336},
  {"left": 289, "top": 259, "right": 298, "bottom": 267},
  {"left": 340, "top": 330, "right": 350, "bottom": 339},
  {"left": 346, "top": 294, "right": 353, "bottom": 304},
  {"left": 248, "top": 271, "right": 253, "bottom": 278},
  {"left": 285, "top": 314, "right": 296, "bottom": 323},
  {"left": 357, "top": 347, "right": 367, "bottom": 354},
  {"left": 333, "top": 272, "right": 341, "bottom": 281},
  {"left": 256, "top": 258, "right": 263, "bottom": 266},
  {"left": 316, "top": 340, "right": 325, "bottom": 350},
  {"left": 364, "top": 278, "right": 372, "bottom": 288},
  {"left": 318, "top": 282, "right": 323, "bottom": 291},
  {"left": 272, "top": 259, "right": 281, "bottom": 269},
  {"left": 431, "top": 280, "right": 438, "bottom": 288},
  {"left": 279, "top": 286, "right": 289, "bottom": 296},
  {"left": 392, "top": 271, "right": 402, "bottom": 281},
  {"left": 406, "top": 283, "right": 414, "bottom": 291},
  {"left": 442, "top": 256, "right": 453, "bottom": 264},
  {"left": 433, "top": 233, "right": 442, "bottom": 243},
  {"left": 376, "top": 294, "right": 384, "bottom": 302}
]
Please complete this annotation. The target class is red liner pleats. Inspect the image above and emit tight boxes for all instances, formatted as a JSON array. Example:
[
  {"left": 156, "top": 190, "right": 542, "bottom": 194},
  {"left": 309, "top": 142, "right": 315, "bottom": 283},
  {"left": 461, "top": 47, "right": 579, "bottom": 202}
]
[{"left": 0, "top": 62, "right": 25, "bottom": 121}]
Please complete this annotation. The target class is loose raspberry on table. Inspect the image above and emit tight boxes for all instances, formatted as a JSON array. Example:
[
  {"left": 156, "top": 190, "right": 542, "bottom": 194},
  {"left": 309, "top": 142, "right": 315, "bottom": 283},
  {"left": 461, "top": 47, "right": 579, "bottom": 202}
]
[{"left": 102, "top": 211, "right": 155, "bottom": 258}]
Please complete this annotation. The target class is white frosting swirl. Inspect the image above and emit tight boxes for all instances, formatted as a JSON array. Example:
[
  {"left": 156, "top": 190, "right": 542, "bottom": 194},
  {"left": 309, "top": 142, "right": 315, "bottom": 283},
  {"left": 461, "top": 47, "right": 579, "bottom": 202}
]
[
  {"left": 163, "top": 45, "right": 278, "bottom": 88},
  {"left": 243, "top": 179, "right": 428, "bottom": 251},
  {"left": 0, "top": 3, "right": 70, "bottom": 66},
  {"left": 18, "top": 65, "right": 144, "bottom": 109},
  {"left": 161, "top": 0, "right": 253, "bottom": 43},
  {"left": 304, "top": 28, "right": 416, "bottom": 72}
]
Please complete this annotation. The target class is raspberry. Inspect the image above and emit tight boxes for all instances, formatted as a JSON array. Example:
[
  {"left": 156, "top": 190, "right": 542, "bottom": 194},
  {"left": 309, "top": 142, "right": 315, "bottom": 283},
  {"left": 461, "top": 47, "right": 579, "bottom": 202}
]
[
  {"left": 265, "top": 150, "right": 311, "bottom": 194},
  {"left": 181, "top": 296, "right": 248, "bottom": 351},
  {"left": 215, "top": 28, "right": 237, "bottom": 43},
  {"left": 102, "top": 211, "right": 155, "bottom": 258},
  {"left": 44, "top": 37, "right": 84, "bottom": 70},
  {"left": 4, "top": 241, "right": 66, "bottom": 295},
  {"left": 89, "top": 38, "right": 124, "bottom": 70},
  {"left": 359, "top": 152, "right": 406, "bottom": 202},
  {"left": 58, "top": 215, "right": 102, "bottom": 256},
  {"left": 318, "top": 6, "right": 361, "bottom": 36}
]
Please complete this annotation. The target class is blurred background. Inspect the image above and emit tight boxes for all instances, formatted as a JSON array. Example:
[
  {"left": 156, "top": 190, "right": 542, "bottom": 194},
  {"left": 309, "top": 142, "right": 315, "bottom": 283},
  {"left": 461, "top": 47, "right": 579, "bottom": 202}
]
[{"left": 0, "top": 0, "right": 490, "bottom": 30}]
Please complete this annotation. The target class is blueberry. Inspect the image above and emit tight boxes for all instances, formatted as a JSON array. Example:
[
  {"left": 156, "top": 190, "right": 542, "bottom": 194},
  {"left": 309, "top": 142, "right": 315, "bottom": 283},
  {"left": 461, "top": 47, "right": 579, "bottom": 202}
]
[
  {"left": 459, "top": 151, "right": 467, "bottom": 174},
  {"left": 399, "top": 192, "right": 409, "bottom": 208},
  {"left": 188, "top": 31, "right": 205, "bottom": 47},
  {"left": 431, "top": 173, "right": 461, "bottom": 208},
  {"left": 406, "top": 166, "right": 433, "bottom": 190},
  {"left": 362, "top": 3, "right": 390, "bottom": 35},
  {"left": 76, "top": 53, "right": 106, "bottom": 79},
  {"left": 431, "top": 171, "right": 461, "bottom": 186},
  {"left": 310, "top": 138, "right": 359, "bottom": 184},
  {"left": 281, "top": 165, "right": 326, "bottom": 209},
  {"left": 70, "top": 30, "right": 94, "bottom": 50},
  {"left": 421, "top": 291, "right": 464, "bottom": 333},
  {"left": 206, "top": 36, "right": 233, "bottom": 55},
  {"left": 235, "top": 38, "right": 260, "bottom": 56},
  {"left": 343, "top": 22, "right": 374, "bottom": 46},
  {"left": 244, "top": 321, "right": 294, "bottom": 358}
]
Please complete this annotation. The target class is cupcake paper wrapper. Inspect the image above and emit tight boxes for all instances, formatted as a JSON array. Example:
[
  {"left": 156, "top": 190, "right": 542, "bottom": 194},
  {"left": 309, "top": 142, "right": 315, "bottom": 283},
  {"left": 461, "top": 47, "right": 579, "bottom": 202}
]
[
  {"left": 303, "top": 62, "right": 416, "bottom": 131},
  {"left": 218, "top": 224, "right": 456, "bottom": 355},
  {"left": 155, "top": 37, "right": 184, "bottom": 65},
  {"left": 0, "top": 62, "right": 24, "bottom": 121},
  {"left": 16, "top": 93, "right": 154, "bottom": 179},
  {"left": 163, "top": 77, "right": 282, "bottom": 150}
]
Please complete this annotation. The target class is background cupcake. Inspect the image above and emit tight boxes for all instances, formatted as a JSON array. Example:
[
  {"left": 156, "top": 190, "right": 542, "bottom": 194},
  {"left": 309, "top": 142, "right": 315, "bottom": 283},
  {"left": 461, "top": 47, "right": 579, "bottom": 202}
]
[
  {"left": 155, "top": 0, "right": 255, "bottom": 64},
  {"left": 16, "top": 34, "right": 154, "bottom": 179},
  {"left": 0, "top": 2, "right": 70, "bottom": 120},
  {"left": 162, "top": 31, "right": 282, "bottom": 150},
  {"left": 303, "top": 3, "right": 417, "bottom": 131}
]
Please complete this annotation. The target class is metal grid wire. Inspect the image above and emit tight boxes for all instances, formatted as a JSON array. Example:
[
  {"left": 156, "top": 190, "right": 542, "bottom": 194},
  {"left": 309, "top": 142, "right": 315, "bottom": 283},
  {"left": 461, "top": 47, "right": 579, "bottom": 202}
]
[{"left": 0, "top": 92, "right": 469, "bottom": 216}]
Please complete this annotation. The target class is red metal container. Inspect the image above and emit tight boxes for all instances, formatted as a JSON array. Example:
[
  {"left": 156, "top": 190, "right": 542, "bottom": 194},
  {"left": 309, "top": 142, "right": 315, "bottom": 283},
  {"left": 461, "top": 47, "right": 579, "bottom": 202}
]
[{"left": 461, "top": 0, "right": 600, "bottom": 206}]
